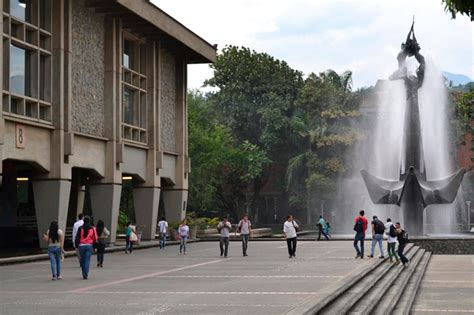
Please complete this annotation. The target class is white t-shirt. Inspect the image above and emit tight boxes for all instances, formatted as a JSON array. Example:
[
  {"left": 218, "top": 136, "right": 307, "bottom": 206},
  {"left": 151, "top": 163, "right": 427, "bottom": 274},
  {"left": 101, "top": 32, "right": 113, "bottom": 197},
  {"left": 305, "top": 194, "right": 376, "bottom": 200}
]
[
  {"left": 72, "top": 219, "right": 84, "bottom": 248},
  {"left": 238, "top": 219, "right": 252, "bottom": 235},
  {"left": 283, "top": 220, "right": 298, "bottom": 238},
  {"left": 178, "top": 225, "right": 189, "bottom": 237},
  {"left": 158, "top": 220, "right": 168, "bottom": 234}
]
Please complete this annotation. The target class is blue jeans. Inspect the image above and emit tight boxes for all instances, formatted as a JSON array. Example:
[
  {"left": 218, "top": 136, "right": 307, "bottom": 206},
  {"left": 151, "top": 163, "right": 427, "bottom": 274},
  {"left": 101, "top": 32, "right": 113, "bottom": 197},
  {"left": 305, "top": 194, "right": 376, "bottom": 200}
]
[
  {"left": 353, "top": 232, "right": 365, "bottom": 257},
  {"left": 159, "top": 232, "right": 167, "bottom": 248},
  {"left": 79, "top": 245, "right": 93, "bottom": 277},
  {"left": 48, "top": 246, "right": 61, "bottom": 278},
  {"left": 179, "top": 236, "right": 188, "bottom": 253},
  {"left": 370, "top": 234, "right": 385, "bottom": 257}
]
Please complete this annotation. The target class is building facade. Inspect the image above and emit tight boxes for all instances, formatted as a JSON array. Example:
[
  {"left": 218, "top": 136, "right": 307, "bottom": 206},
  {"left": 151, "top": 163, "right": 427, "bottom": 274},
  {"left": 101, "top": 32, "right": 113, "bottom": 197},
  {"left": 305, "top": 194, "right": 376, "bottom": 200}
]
[{"left": 0, "top": 0, "right": 215, "bottom": 248}]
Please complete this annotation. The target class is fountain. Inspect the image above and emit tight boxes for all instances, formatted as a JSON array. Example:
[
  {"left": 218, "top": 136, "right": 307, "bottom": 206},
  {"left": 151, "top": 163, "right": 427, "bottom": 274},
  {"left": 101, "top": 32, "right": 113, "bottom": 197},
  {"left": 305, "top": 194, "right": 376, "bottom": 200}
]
[{"left": 360, "top": 21, "right": 466, "bottom": 236}]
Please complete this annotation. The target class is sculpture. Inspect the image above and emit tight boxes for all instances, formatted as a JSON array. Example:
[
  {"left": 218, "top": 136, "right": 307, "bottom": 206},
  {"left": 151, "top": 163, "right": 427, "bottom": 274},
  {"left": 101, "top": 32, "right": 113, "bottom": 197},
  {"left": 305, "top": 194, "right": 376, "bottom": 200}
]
[{"left": 361, "top": 21, "right": 465, "bottom": 236}]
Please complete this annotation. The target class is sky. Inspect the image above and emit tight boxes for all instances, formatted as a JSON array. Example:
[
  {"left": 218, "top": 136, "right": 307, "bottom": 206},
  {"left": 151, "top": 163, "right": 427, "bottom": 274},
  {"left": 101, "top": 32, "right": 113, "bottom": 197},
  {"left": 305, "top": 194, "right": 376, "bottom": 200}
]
[{"left": 152, "top": 0, "right": 473, "bottom": 90}]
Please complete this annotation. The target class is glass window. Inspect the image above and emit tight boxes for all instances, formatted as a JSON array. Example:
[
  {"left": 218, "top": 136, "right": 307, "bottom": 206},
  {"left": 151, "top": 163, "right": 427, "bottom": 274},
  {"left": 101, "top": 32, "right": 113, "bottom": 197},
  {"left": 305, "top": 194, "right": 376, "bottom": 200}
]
[
  {"left": 123, "top": 87, "right": 134, "bottom": 125},
  {"left": 10, "top": 0, "right": 32, "bottom": 23},
  {"left": 123, "top": 39, "right": 134, "bottom": 69},
  {"left": 10, "top": 44, "right": 25, "bottom": 95}
]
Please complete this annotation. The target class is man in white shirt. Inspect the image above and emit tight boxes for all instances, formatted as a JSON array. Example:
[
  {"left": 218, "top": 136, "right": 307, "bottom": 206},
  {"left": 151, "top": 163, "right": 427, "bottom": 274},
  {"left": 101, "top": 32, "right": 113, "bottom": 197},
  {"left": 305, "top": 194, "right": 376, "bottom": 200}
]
[
  {"left": 283, "top": 215, "right": 299, "bottom": 258},
  {"left": 158, "top": 217, "right": 168, "bottom": 249},
  {"left": 72, "top": 213, "right": 84, "bottom": 266},
  {"left": 217, "top": 216, "right": 232, "bottom": 258}
]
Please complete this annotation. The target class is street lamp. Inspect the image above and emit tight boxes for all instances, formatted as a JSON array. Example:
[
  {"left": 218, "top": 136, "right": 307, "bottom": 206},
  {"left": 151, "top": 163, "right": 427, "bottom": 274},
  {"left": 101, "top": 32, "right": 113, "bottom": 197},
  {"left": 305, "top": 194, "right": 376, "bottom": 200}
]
[{"left": 466, "top": 201, "right": 472, "bottom": 231}]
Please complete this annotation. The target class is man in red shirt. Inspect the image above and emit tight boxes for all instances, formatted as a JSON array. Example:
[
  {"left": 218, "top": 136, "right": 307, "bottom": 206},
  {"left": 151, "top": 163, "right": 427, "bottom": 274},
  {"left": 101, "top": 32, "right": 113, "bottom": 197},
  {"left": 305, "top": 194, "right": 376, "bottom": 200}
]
[{"left": 353, "top": 210, "right": 368, "bottom": 259}]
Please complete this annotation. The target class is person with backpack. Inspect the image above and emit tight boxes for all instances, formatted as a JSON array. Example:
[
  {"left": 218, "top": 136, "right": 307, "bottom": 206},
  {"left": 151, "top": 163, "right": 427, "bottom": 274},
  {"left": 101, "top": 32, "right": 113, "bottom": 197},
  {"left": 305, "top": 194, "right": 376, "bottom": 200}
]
[
  {"left": 96, "top": 220, "right": 110, "bottom": 268},
  {"left": 125, "top": 221, "right": 136, "bottom": 254},
  {"left": 395, "top": 222, "right": 409, "bottom": 267},
  {"left": 385, "top": 218, "right": 399, "bottom": 264},
  {"left": 236, "top": 214, "right": 252, "bottom": 256},
  {"left": 158, "top": 217, "right": 168, "bottom": 249},
  {"left": 283, "top": 215, "right": 299, "bottom": 258},
  {"left": 74, "top": 216, "right": 98, "bottom": 279},
  {"left": 353, "top": 210, "right": 368, "bottom": 259},
  {"left": 317, "top": 215, "right": 329, "bottom": 241},
  {"left": 368, "top": 215, "right": 385, "bottom": 258},
  {"left": 217, "top": 216, "right": 232, "bottom": 257},
  {"left": 43, "top": 220, "right": 64, "bottom": 280}
]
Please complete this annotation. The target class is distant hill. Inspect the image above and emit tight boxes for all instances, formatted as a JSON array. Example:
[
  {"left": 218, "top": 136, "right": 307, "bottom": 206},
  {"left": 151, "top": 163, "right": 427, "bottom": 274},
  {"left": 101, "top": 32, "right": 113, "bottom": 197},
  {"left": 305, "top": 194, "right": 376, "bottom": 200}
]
[{"left": 442, "top": 71, "right": 472, "bottom": 87}]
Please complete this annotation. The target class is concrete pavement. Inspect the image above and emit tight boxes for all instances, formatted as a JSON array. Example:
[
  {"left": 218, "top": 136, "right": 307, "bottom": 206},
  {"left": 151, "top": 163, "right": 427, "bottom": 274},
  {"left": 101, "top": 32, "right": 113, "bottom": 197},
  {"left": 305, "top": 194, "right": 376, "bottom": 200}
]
[{"left": 0, "top": 240, "right": 378, "bottom": 314}]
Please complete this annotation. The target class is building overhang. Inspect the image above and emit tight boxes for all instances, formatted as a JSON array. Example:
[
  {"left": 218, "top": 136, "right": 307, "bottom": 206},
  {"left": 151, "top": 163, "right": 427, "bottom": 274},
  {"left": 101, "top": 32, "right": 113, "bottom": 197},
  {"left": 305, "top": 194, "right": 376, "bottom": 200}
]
[{"left": 86, "top": 0, "right": 216, "bottom": 64}]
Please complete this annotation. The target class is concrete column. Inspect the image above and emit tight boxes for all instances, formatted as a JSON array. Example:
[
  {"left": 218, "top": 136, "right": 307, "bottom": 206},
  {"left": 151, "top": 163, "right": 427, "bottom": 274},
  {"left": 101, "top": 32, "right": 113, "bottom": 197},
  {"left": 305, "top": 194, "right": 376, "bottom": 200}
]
[
  {"left": 89, "top": 184, "right": 121, "bottom": 244},
  {"left": 133, "top": 187, "right": 160, "bottom": 240},
  {"left": 163, "top": 189, "right": 188, "bottom": 223},
  {"left": 32, "top": 180, "right": 71, "bottom": 248}
]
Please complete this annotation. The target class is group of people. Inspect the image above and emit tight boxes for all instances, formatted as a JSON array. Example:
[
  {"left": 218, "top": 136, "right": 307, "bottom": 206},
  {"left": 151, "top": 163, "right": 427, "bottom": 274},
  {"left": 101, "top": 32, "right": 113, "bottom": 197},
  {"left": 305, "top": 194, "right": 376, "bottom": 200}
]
[
  {"left": 316, "top": 215, "right": 331, "bottom": 241},
  {"left": 353, "top": 210, "right": 410, "bottom": 267},
  {"left": 44, "top": 213, "right": 111, "bottom": 281}
]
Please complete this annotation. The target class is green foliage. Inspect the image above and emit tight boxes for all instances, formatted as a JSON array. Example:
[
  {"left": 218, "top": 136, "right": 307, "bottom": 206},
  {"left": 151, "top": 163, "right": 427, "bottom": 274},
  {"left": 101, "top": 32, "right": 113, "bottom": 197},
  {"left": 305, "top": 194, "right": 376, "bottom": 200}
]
[
  {"left": 117, "top": 210, "right": 129, "bottom": 233},
  {"left": 442, "top": 0, "right": 474, "bottom": 20}
]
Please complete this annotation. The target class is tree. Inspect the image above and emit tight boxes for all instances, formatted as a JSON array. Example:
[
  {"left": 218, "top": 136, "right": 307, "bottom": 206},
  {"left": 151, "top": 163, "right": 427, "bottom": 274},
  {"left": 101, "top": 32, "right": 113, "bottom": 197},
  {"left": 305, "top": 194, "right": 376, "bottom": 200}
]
[
  {"left": 205, "top": 46, "right": 303, "bottom": 214},
  {"left": 187, "top": 91, "right": 269, "bottom": 220},
  {"left": 442, "top": 0, "right": 474, "bottom": 20},
  {"left": 286, "top": 70, "right": 366, "bottom": 216}
]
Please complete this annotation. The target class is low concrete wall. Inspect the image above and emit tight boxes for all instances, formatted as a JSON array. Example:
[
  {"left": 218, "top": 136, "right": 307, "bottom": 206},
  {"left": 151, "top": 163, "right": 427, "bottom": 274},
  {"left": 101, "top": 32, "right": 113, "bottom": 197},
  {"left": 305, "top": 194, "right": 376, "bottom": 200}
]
[{"left": 412, "top": 237, "right": 474, "bottom": 254}]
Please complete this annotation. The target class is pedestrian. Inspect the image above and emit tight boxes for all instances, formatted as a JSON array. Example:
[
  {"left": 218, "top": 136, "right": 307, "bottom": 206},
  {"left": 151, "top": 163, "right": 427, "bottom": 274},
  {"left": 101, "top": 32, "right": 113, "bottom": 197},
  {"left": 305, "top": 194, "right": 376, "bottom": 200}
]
[
  {"left": 353, "top": 210, "right": 368, "bottom": 259},
  {"left": 368, "top": 215, "right": 385, "bottom": 258},
  {"left": 43, "top": 220, "right": 64, "bottom": 280},
  {"left": 395, "top": 222, "right": 409, "bottom": 267},
  {"left": 385, "top": 218, "right": 399, "bottom": 264},
  {"left": 72, "top": 213, "right": 84, "bottom": 267},
  {"left": 75, "top": 216, "right": 98, "bottom": 279},
  {"left": 317, "top": 215, "right": 330, "bottom": 241},
  {"left": 325, "top": 221, "right": 332, "bottom": 238},
  {"left": 178, "top": 219, "right": 189, "bottom": 255},
  {"left": 125, "top": 221, "right": 136, "bottom": 254},
  {"left": 217, "top": 216, "right": 232, "bottom": 257},
  {"left": 158, "top": 216, "right": 168, "bottom": 249},
  {"left": 96, "top": 220, "right": 110, "bottom": 267},
  {"left": 283, "top": 215, "right": 299, "bottom": 258},
  {"left": 236, "top": 214, "right": 252, "bottom": 256}
]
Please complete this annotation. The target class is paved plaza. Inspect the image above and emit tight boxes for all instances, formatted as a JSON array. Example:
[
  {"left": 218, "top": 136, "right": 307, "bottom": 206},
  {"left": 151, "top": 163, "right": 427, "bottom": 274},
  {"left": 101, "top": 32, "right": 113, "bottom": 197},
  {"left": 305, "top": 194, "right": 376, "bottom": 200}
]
[{"left": 0, "top": 241, "right": 473, "bottom": 314}]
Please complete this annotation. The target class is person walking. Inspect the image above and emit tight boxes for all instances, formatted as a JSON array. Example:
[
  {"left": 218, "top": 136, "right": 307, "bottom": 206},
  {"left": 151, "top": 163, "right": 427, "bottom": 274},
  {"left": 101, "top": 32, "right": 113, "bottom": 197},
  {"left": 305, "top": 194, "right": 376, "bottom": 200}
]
[
  {"left": 158, "top": 217, "right": 168, "bottom": 249},
  {"left": 395, "top": 222, "right": 409, "bottom": 267},
  {"left": 72, "top": 213, "right": 84, "bottom": 267},
  {"left": 324, "top": 221, "right": 332, "bottom": 238},
  {"left": 317, "top": 215, "right": 329, "bottom": 241},
  {"left": 75, "top": 216, "right": 98, "bottom": 279},
  {"left": 217, "top": 216, "right": 232, "bottom": 258},
  {"left": 178, "top": 219, "right": 190, "bottom": 255},
  {"left": 237, "top": 214, "right": 252, "bottom": 256},
  {"left": 283, "top": 215, "right": 299, "bottom": 258},
  {"left": 125, "top": 221, "right": 136, "bottom": 254},
  {"left": 385, "top": 218, "right": 399, "bottom": 264},
  {"left": 353, "top": 210, "right": 368, "bottom": 259},
  {"left": 96, "top": 220, "right": 110, "bottom": 267},
  {"left": 43, "top": 221, "right": 64, "bottom": 280},
  {"left": 368, "top": 215, "right": 385, "bottom": 258}
]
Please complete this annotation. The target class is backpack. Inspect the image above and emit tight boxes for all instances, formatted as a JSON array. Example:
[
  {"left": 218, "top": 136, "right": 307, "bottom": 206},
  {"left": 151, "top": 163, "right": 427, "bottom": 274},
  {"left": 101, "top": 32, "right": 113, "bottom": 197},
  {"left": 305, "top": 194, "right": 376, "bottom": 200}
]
[
  {"left": 353, "top": 217, "right": 364, "bottom": 233},
  {"left": 389, "top": 224, "right": 397, "bottom": 238},
  {"left": 374, "top": 220, "right": 385, "bottom": 234},
  {"left": 401, "top": 230, "right": 409, "bottom": 243}
]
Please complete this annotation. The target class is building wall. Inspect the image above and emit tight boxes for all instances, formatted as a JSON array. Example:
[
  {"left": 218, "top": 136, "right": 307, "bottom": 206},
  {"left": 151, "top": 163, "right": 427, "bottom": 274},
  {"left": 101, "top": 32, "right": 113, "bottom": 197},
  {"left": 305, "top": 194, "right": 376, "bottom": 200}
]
[
  {"left": 160, "top": 49, "right": 177, "bottom": 152},
  {"left": 71, "top": 0, "right": 105, "bottom": 137}
]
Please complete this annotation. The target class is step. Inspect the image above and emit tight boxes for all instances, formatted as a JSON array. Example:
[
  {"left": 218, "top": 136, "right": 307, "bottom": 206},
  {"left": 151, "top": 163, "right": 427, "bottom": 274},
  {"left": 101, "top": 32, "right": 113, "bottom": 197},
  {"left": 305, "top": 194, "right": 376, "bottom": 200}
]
[
  {"left": 392, "top": 251, "right": 432, "bottom": 315},
  {"left": 348, "top": 246, "right": 425, "bottom": 314},
  {"left": 312, "top": 244, "right": 416, "bottom": 315},
  {"left": 373, "top": 248, "right": 428, "bottom": 315}
]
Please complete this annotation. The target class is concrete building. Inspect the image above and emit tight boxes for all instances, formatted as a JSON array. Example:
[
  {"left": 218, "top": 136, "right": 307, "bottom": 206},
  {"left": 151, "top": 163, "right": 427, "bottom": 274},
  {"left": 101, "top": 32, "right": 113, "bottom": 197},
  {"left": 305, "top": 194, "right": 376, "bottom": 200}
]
[{"left": 0, "top": 0, "right": 216, "bottom": 248}]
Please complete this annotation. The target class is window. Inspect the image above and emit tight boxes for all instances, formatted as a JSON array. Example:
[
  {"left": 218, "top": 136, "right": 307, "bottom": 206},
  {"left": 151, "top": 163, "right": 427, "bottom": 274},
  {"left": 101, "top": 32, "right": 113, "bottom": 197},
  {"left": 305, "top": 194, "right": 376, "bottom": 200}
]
[
  {"left": 121, "top": 33, "right": 147, "bottom": 144},
  {"left": 3, "top": 0, "right": 52, "bottom": 122}
]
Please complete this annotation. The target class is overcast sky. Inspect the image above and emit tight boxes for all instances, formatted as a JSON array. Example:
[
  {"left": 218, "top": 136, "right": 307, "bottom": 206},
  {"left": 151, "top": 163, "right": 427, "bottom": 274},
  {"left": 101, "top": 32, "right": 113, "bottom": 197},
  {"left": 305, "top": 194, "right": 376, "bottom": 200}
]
[{"left": 152, "top": 0, "right": 473, "bottom": 90}]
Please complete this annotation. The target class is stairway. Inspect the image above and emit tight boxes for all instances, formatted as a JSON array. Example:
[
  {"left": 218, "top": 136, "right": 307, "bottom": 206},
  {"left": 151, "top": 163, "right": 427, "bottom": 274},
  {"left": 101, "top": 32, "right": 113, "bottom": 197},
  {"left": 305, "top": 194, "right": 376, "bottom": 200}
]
[{"left": 305, "top": 244, "right": 431, "bottom": 315}]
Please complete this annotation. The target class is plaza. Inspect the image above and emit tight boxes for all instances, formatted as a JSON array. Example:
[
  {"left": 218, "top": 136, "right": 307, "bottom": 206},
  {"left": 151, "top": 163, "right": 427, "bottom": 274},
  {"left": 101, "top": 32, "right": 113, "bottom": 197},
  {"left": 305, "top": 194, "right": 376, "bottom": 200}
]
[{"left": 1, "top": 240, "right": 473, "bottom": 314}]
